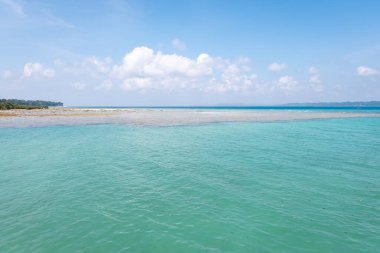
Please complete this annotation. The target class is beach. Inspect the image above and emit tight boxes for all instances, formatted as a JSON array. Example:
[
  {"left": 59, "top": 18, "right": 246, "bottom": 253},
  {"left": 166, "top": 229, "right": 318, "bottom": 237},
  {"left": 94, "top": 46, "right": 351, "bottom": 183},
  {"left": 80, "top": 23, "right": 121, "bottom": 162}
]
[{"left": 0, "top": 107, "right": 379, "bottom": 127}]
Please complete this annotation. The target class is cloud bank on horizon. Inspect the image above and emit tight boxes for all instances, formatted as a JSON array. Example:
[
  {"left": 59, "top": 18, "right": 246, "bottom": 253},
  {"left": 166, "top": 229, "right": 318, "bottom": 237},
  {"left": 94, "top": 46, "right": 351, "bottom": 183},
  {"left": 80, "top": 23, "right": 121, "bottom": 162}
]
[{"left": 0, "top": 0, "right": 379, "bottom": 105}]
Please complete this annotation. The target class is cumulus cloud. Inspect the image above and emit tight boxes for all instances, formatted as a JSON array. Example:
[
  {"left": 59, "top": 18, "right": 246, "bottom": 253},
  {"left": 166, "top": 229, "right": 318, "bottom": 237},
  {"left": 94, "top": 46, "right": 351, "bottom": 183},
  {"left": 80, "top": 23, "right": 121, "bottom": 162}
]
[
  {"left": 113, "top": 47, "right": 258, "bottom": 92},
  {"left": 17, "top": 47, "right": 259, "bottom": 93},
  {"left": 23, "top": 62, "right": 55, "bottom": 78},
  {"left": 356, "top": 66, "right": 378, "bottom": 76},
  {"left": 205, "top": 57, "right": 257, "bottom": 92},
  {"left": 172, "top": 38, "right": 186, "bottom": 50},
  {"left": 113, "top": 47, "right": 211, "bottom": 78},
  {"left": 277, "top": 75, "right": 298, "bottom": 90},
  {"left": 16, "top": 48, "right": 337, "bottom": 95},
  {"left": 207, "top": 73, "right": 257, "bottom": 92},
  {"left": 268, "top": 62, "right": 287, "bottom": 72}
]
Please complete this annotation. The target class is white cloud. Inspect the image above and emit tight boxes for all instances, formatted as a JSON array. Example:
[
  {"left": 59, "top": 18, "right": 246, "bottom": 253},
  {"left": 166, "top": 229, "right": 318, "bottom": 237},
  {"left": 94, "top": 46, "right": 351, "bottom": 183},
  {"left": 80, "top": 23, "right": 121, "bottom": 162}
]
[
  {"left": 113, "top": 47, "right": 211, "bottom": 90},
  {"left": 18, "top": 47, "right": 259, "bottom": 93},
  {"left": 277, "top": 75, "right": 298, "bottom": 90},
  {"left": 23, "top": 63, "right": 42, "bottom": 77},
  {"left": 268, "top": 62, "right": 287, "bottom": 72},
  {"left": 356, "top": 66, "right": 378, "bottom": 76},
  {"left": 205, "top": 57, "right": 257, "bottom": 92},
  {"left": 95, "top": 80, "right": 113, "bottom": 91},
  {"left": 23, "top": 62, "right": 55, "bottom": 78},
  {"left": 207, "top": 73, "right": 257, "bottom": 92},
  {"left": 172, "top": 38, "right": 186, "bottom": 50},
  {"left": 113, "top": 47, "right": 257, "bottom": 92},
  {"left": 113, "top": 47, "right": 211, "bottom": 78},
  {"left": 0, "top": 0, "right": 23, "bottom": 15}
]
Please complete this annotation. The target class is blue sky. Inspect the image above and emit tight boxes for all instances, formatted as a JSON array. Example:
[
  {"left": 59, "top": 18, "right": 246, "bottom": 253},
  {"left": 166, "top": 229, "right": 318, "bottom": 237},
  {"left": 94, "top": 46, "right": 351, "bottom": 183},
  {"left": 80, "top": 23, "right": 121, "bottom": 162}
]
[{"left": 0, "top": 0, "right": 379, "bottom": 106}]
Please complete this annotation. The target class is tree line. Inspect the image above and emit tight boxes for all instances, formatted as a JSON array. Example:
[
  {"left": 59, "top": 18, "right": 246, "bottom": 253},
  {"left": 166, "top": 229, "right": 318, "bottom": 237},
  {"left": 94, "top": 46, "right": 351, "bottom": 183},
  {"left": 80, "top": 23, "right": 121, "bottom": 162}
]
[{"left": 0, "top": 99, "right": 63, "bottom": 110}]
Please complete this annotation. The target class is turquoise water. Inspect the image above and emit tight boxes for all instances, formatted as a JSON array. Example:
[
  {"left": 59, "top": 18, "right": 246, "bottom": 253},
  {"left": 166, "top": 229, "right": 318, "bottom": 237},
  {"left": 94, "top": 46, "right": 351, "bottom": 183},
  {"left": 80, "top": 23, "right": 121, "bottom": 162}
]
[{"left": 1, "top": 118, "right": 379, "bottom": 253}]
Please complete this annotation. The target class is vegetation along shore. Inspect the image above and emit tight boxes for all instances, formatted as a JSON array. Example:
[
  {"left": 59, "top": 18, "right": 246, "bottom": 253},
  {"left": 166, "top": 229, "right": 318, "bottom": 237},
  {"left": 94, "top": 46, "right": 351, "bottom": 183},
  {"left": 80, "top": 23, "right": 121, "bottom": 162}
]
[{"left": 0, "top": 99, "right": 63, "bottom": 110}]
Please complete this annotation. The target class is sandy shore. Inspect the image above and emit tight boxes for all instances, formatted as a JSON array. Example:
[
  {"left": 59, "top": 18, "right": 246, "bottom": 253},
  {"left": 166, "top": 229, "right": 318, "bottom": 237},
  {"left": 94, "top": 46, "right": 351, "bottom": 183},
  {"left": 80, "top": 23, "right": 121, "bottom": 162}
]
[{"left": 0, "top": 107, "right": 379, "bottom": 127}]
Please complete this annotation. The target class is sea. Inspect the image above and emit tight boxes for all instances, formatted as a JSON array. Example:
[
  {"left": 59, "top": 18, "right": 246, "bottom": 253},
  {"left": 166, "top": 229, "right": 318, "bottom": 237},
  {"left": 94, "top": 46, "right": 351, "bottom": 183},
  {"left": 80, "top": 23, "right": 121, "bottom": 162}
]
[{"left": 1, "top": 108, "right": 379, "bottom": 253}]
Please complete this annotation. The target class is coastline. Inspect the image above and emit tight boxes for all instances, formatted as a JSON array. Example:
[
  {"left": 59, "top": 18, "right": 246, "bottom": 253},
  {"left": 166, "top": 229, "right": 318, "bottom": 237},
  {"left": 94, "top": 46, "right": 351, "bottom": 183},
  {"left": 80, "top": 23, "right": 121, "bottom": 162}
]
[{"left": 0, "top": 107, "right": 379, "bottom": 127}]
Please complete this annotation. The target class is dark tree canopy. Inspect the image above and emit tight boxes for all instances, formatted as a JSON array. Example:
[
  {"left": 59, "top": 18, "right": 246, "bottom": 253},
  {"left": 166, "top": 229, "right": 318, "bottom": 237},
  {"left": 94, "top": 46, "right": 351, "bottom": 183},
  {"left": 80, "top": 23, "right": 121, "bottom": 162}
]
[{"left": 0, "top": 99, "right": 63, "bottom": 110}]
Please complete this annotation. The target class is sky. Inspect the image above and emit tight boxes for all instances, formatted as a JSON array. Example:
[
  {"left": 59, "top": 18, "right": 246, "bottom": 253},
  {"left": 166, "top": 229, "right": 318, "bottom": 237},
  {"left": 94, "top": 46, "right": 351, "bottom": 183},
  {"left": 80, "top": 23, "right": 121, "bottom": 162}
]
[{"left": 0, "top": 0, "right": 379, "bottom": 106}]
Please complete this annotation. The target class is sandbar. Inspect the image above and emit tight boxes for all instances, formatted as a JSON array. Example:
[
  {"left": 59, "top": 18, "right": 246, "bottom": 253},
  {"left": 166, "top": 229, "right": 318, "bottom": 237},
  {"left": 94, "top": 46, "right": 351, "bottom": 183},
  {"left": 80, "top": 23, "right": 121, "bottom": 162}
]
[{"left": 0, "top": 107, "right": 379, "bottom": 127}]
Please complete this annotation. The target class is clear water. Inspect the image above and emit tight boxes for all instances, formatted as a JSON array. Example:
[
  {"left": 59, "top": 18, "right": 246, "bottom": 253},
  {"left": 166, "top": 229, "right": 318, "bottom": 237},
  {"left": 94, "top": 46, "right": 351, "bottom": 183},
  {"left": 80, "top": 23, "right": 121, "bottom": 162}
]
[{"left": 1, "top": 118, "right": 379, "bottom": 253}]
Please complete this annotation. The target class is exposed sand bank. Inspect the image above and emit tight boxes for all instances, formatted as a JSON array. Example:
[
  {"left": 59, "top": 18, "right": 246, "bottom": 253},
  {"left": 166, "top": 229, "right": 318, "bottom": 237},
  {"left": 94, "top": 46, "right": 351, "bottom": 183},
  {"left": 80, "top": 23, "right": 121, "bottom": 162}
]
[{"left": 0, "top": 107, "right": 379, "bottom": 127}]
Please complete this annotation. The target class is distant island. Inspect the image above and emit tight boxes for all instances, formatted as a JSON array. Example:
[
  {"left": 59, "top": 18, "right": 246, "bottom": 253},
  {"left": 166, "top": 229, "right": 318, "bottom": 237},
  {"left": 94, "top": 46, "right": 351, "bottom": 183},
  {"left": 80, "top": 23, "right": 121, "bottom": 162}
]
[
  {"left": 0, "top": 99, "right": 63, "bottom": 110},
  {"left": 214, "top": 101, "right": 380, "bottom": 108},
  {"left": 282, "top": 101, "right": 380, "bottom": 107}
]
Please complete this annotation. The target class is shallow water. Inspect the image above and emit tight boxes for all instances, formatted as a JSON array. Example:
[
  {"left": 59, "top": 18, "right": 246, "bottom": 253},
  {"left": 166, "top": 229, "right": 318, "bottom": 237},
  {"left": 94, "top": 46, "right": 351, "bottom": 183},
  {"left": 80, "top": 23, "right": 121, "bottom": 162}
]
[
  {"left": 1, "top": 108, "right": 379, "bottom": 127},
  {"left": 1, "top": 118, "right": 379, "bottom": 252}
]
